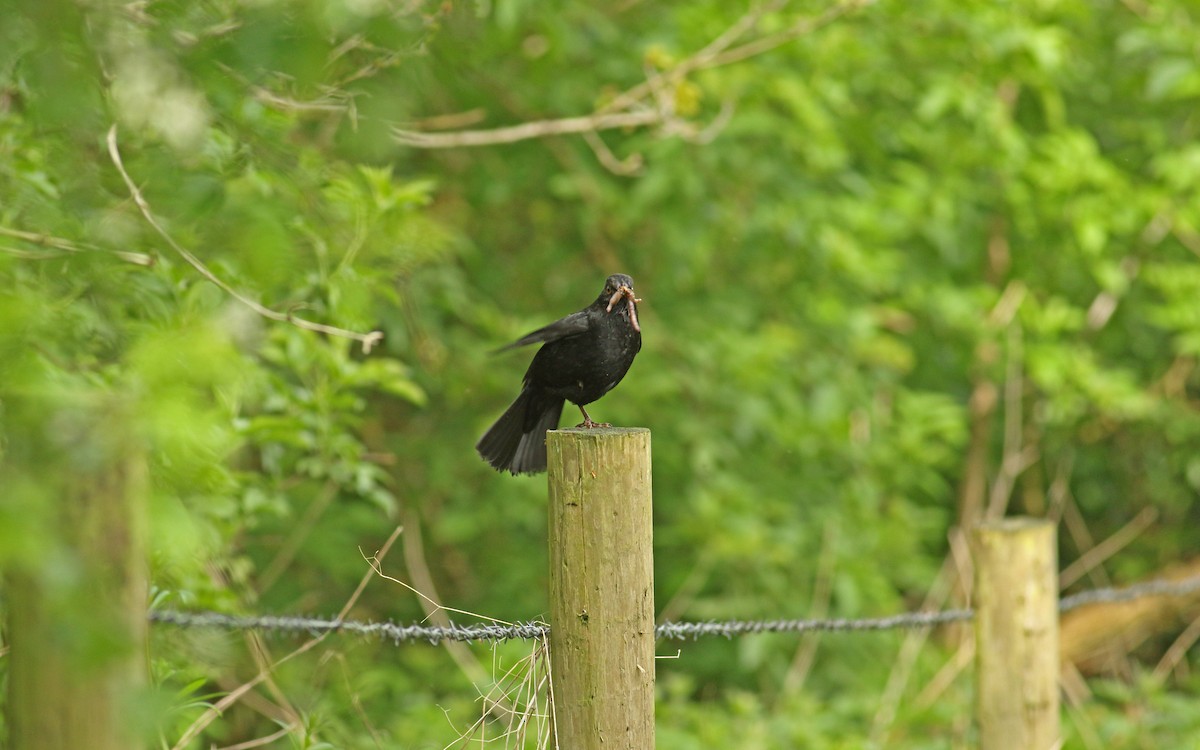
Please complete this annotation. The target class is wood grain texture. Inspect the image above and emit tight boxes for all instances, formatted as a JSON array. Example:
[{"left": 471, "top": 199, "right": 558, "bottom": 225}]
[
  {"left": 973, "top": 518, "right": 1060, "bottom": 750},
  {"left": 547, "top": 427, "right": 654, "bottom": 749}
]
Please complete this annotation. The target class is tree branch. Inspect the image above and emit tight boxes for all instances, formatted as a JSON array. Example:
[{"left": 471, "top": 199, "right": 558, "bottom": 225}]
[
  {"left": 393, "top": 109, "right": 660, "bottom": 148},
  {"left": 106, "top": 126, "right": 383, "bottom": 353},
  {"left": 391, "top": 0, "right": 869, "bottom": 150},
  {"left": 0, "top": 225, "right": 154, "bottom": 265}
]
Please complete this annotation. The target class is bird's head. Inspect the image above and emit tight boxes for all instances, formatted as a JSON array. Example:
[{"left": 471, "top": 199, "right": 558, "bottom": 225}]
[{"left": 602, "top": 273, "right": 642, "bottom": 333}]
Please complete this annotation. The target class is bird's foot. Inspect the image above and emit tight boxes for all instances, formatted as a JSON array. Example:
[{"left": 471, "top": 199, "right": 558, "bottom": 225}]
[{"left": 575, "top": 405, "right": 610, "bottom": 429}]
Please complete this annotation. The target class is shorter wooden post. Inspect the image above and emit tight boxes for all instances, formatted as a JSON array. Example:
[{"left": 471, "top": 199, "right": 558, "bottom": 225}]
[
  {"left": 973, "top": 518, "right": 1060, "bottom": 750},
  {"left": 5, "top": 403, "right": 147, "bottom": 750},
  {"left": 547, "top": 427, "right": 654, "bottom": 750}
]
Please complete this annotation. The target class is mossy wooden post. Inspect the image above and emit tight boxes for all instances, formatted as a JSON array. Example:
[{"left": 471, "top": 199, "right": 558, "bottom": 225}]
[
  {"left": 973, "top": 518, "right": 1060, "bottom": 750},
  {"left": 547, "top": 427, "right": 654, "bottom": 750},
  {"left": 6, "top": 430, "right": 147, "bottom": 750}
]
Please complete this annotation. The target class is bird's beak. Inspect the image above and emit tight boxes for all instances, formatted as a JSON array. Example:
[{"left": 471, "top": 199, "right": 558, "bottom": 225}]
[{"left": 606, "top": 284, "right": 642, "bottom": 332}]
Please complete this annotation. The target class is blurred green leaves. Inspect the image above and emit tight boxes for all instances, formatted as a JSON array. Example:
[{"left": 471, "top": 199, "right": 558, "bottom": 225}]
[{"left": 4, "top": 0, "right": 1200, "bottom": 747}]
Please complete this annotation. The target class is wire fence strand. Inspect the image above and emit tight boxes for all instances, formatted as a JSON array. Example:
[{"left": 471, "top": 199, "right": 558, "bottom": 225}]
[
  {"left": 149, "top": 575, "right": 1200, "bottom": 644},
  {"left": 1058, "top": 575, "right": 1200, "bottom": 611}
]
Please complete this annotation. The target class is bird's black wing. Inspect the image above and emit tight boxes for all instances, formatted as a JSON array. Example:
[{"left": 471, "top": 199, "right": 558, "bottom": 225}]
[{"left": 496, "top": 311, "right": 591, "bottom": 351}]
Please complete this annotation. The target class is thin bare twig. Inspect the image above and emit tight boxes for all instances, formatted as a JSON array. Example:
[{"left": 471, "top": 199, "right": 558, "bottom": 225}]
[
  {"left": 252, "top": 86, "right": 350, "bottom": 113},
  {"left": 914, "top": 639, "right": 974, "bottom": 710},
  {"left": 1153, "top": 611, "right": 1200, "bottom": 683},
  {"left": 169, "top": 525, "right": 404, "bottom": 750},
  {"left": 0, "top": 245, "right": 68, "bottom": 261},
  {"left": 405, "top": 108, "right": 488, "bottom": 131},
  {"left": 393, "top": 506, "right": 515, "bottom": 719},
  {"left": 905, "top": 527, "right": 976, "bottom": 714},
  {"left": 105, "top": 125, "right": 383, "bottom": 353},
  {"left": 393, "top": 0, "right": 867, "bottom": 150},
  {"left": 598, "top": 0, "right": 790, "bottom": 115},
  {"left": 704, "top": 0, "right": 867, "bottom": 69},
  {"left": 440, "top": 636, "right": 553, "bottom": 750},
  {"left": 0, "top": 225, "right": 155, "bottom": 265},
  {"left": 393, "top": 109, "right": 660, "bottom": 147},
  {"left": 656, "top": 552, "right": 715, "bottom": 625},
  {"left": 211, "top": 673, "right": 292, "bottom": 726},
  {"left": 215, "top": 722, "right": 298, "bottom": 750},
  {"left": 582, "top": 129, "right": 644, "bottom": 175},
  {"left": 0, "top": 225, "right": 87, "bottom": 252},
  {"left": 242, "top": 633, "right": 301, "bottom": 736},
  {"left": 258, "top": 480, "right": 340, "bottom": 593},
  {"left": 362, "top": 541, "right": 512, "bottom": 628},
  {"left": 781, "top": 522, "right": 837, "bottom": 695},
  {"left": 1045, "top": 453, "right": 1076, "bottom": 524},
  {"left": 869, "top": 552, "right": 958, "bottom": 745},
  {"left": 328, "top": 651, "right": 387, "bottom": 749},
  {"left": 1061, "top": 490, "right": 1115, "bottom": 590},
  {"left": 985, "top": 323, "right": 1035, "bottom": 519},
  {"left": 1059, "top": 507, "right": 1159, "bottom": 589},
  {"left": 686, "top": 98, "right": 737, "bottom": 144}
]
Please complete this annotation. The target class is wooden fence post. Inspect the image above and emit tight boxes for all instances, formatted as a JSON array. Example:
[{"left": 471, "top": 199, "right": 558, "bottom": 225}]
[
  {"left": 5, "top": 423, "right": 147, "bottom": 750},
  {"left": 973, "top": 517, "right": 1060, "bottom": 750},
  {"left": 547, "top": 427, "right": 654, "bottom": 750}
]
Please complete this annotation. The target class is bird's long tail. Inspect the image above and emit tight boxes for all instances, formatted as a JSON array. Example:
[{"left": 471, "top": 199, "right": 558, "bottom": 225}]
[{"left": 476, "top": 388, "right": 564, "bottom": 475}]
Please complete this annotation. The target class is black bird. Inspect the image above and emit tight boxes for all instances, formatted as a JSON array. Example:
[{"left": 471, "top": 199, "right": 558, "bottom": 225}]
[{"left": 476, "top": 273, "right": 643, "bottom": 475}]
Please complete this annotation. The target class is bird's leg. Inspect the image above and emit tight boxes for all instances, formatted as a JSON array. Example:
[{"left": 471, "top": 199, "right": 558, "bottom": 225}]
[{"left": 575, "top": 404, "right": 611, "bottom": 429}]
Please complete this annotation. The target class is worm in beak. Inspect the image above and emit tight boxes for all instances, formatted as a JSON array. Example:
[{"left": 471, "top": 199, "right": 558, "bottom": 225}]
[{"left": 606, "top": 285, "right": 642, "bottom": 332}]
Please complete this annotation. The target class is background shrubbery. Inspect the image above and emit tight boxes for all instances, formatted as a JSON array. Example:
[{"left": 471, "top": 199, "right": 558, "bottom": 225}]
[{"left": 4, "top": 0, "right": 1200, "bottom": 747}]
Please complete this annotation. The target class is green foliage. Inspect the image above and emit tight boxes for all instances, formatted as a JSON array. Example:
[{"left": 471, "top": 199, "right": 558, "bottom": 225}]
[{"left": 4, "top": 0, "right": 1200, "bottom": 747}]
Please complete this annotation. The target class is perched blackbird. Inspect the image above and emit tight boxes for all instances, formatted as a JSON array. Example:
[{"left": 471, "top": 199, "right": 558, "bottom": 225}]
[{"left": 476, "top": 273, "right": 643, "bottom": 475}]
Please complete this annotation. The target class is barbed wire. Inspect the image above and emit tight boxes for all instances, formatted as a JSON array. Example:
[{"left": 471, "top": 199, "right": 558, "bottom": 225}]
[
  {"left": 150, "top": 575, "right": 1200, "bottom": 644},
  {"left": 1059, "top": 575, "right": 1200, "bottom": 611},
  {"left": 656, "top": 609, "right": 972, "bottom": 640},
  {"left": 149, "top": 610, "right": 550, "bottom": 644}
]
